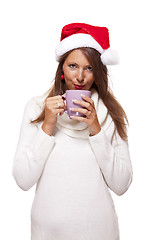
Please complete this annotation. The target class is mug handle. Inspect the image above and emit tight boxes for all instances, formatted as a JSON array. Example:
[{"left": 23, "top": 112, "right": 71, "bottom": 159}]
[
  {"left": 62, "top": 93, "right": 68, "bottom": 114},
  {"left": 62, "top": 93, "right": 66, "bottom": 99}
]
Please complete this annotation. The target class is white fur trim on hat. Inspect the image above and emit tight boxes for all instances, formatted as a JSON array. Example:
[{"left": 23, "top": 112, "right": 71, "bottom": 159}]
[
  {"left": 55, "top": 33, "right": 103, "bottom": 61},
  {"left": 55, "top": 33, "right": 119, "bottom": 65},
  {"left": 100, "top": 48, "right": 119, "bottom": 65}
]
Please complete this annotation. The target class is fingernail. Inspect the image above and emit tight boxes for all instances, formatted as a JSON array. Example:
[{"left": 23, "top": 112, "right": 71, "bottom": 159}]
[
  {"left": 72, "top": 99, "right": 77, "bottom": 102},
  {"left": 81, "top": 94, "right": 85, "bottom": 97}
]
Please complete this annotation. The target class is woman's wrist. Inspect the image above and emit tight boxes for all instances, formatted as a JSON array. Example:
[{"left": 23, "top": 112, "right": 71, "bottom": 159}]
[
  {"left": 89, "top": 125, "right": 101, "bottom": 136},
  {"left": 41, "top": 121, "right": 55, "bottom": 136}
]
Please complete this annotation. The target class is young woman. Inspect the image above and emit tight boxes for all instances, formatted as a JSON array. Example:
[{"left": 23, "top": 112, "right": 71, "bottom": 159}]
[{"left": 13, "top": 23, "right": 133, "bottom": 240}]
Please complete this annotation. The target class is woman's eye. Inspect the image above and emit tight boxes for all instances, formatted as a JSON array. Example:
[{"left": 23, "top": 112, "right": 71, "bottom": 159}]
[
  {"left": 69, "top": 64, "right": 76, "bottom": 68},
  {"left": 86, "top": 66, "right": 93, "bottom": 71}
]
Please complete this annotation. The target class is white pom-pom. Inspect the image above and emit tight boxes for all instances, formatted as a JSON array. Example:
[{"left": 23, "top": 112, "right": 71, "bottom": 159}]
[{"left": 100, "top": 48, "right": 119, "bottom": 65}]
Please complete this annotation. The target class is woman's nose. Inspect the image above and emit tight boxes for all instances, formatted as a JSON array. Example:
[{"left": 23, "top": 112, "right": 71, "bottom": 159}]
[{"left": 77, "top": 69, "right": 84, "bottom": 82}]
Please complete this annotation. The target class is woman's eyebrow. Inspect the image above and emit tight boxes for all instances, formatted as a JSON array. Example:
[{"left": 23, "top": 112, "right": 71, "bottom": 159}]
[{"left": 67, "top": 61, "right": 78, "bottom": 65}]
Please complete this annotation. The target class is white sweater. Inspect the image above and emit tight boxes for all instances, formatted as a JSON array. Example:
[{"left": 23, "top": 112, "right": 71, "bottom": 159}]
[{"left": 13, "top": 92, "right": 133, "bottom": 240}]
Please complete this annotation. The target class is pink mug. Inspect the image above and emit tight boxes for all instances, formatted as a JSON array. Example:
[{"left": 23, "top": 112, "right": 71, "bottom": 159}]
[{"left": 62, "top": 90, "right": 91, "bottom": 118}]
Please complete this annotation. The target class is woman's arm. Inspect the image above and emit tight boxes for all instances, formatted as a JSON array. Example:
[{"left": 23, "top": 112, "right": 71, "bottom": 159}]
[
  {"left": 89, "top": 123, "right": 133, "bottom": 196},
  {"left": 12, "top": 98, "right": 55, "bottom": 191}
]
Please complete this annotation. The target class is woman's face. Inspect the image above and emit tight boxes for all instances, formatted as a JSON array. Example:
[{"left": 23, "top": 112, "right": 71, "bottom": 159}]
[{"left": 62, "top": 49, "right": 95, "bottom": 90}]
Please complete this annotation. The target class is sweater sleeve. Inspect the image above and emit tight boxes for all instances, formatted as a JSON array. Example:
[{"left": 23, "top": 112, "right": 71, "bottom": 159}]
[
  {"left": 12, "top": 98, "right": 55, "bottom": 191},
  {"left": 89, "top": 125, "right": 133, "bottom": 196}
]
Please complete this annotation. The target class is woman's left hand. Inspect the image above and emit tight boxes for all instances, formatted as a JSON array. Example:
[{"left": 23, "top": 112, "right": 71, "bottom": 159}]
[{"left": 70, "top": 94, "right": 101, "bottom": 136}]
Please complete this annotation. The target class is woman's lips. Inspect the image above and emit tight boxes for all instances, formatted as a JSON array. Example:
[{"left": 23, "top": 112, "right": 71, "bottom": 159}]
[{"left": 74, "top": 84, "right": 85, "bottom": 90}]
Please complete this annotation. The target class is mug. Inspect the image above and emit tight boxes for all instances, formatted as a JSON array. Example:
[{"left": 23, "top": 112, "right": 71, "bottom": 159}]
[{"left": 62, "top": 90, "right": 91, "bottom": 118}]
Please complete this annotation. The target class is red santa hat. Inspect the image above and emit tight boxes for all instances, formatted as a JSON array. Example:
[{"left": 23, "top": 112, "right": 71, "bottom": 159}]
[{"left": 55, "top": 23, "right": 119, "bottom": 65}]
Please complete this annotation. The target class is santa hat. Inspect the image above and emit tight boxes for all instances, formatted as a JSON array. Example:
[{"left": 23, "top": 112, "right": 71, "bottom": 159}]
[{"left": 55, "top": 23, "right": 119, "bottom": 65}]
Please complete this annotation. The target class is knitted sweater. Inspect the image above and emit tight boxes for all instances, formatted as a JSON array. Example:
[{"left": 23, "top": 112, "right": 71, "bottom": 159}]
[{"left": 12, "top": 90, "right": 133, "bottom": 240}]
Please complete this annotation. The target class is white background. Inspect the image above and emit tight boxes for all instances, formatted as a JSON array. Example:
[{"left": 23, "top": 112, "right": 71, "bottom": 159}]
[{"left": 0, "top": 0, "right": 160, "bottom": 239}]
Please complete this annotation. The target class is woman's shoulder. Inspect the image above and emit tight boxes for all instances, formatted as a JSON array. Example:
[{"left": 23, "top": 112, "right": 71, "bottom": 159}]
[
  {"left": 24, "top": 93, "right": 47, "bottom": 121},
  {"left": 26, "top": 94, "right": 46, "bottom": 109}
]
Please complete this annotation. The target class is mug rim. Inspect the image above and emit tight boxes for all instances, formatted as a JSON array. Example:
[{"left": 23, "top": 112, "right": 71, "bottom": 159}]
[{"left": 65, "top": 90, "right": 91, "bottom": 92}]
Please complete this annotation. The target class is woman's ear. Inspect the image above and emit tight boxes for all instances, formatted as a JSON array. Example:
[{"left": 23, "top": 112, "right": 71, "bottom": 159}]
[
  {"left": 61, "top": 70, "right": 64, "bottom": 80},
  {"left": 61, "top": 74, "right": 64, "bottom": 80}
]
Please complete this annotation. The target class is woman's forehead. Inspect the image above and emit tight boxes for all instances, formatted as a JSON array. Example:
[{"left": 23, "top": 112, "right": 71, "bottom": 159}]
[{"left": 65, "top": 49, "right": 91, "bottom": 65}]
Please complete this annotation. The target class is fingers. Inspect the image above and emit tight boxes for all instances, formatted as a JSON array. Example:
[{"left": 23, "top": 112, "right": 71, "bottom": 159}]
[
  {"left": 45, "top": 95, "right": 67, "bottom": 110},
  {"left": 81, "top": 94, "right": 95, "bottom": 107},
  {"left": 72, "top": 99, "right": 92, "bottom": 112},
  {"left": 46, "top": 95, "right": 63, "bottom": 101},
  {"left": 72, "top": 94, "right": 94, "bottom": 111},
  {"left": 56, "top": 108, "right": 65, "bottom": 116},
  {"left": 70, "top": 107, "right": 92, "bottom": 118},
  {"left": 70, "top": 115, "right": 88, "bottom": 123},
  {"left": 70, "top": 95, "right": 95, "bottom": 119},
  {"left": 55, "top": 101, "right": 66, "bottom": 109},
  {"left": 70, "top": 95, "right": 101, "bottom": 136}
]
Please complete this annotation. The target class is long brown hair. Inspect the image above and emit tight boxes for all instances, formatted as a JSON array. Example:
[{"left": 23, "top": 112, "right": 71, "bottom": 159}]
[{"left": 31, "top": 47, "right": 128, "bottom": 141}]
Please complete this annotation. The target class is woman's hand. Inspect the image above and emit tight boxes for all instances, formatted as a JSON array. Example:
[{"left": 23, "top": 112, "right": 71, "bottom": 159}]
[
  {"left": 70, "top": 94, "right": 101, "bottom": 136},
  {"left": 42, "top": 95, "right": 66, "bottom": 136}
]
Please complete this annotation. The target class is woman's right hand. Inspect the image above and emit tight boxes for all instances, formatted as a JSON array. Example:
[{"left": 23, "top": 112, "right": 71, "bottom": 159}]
[{"left": 42, "top": 95, "right": 66, "bottom": 136}]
